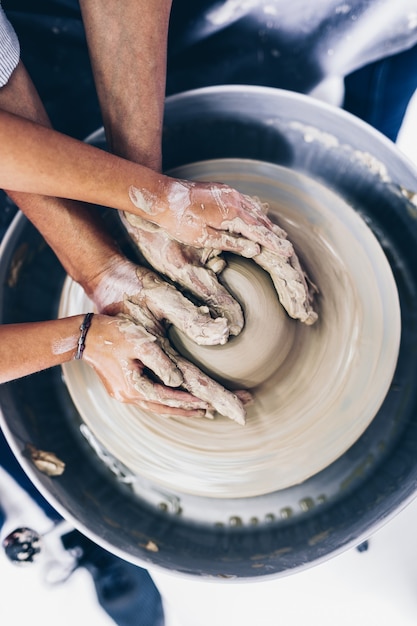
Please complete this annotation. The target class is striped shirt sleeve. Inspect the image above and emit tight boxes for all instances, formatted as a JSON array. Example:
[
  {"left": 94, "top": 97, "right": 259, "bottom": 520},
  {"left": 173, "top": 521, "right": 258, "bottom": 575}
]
[{"left": 0, "top": 5, "right": 20, "bottom": 87}]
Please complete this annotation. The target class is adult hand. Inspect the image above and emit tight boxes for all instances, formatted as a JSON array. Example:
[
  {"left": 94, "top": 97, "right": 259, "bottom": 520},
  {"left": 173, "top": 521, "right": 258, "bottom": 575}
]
[
  {"left": 88, "top": 258, "right": 249, "bottom": 424},
  {"left": 120, "top": 213, "right": 245, "bottom": 335},
  {"left": 84, "top": 314, "right": 249, "bottom": 425},
  {"left": 83, "top": 313, "right": 206, "bottom": 417},
  {"left": 92, "top": 256, "right": 231, "bottom": 346},
  {"left": 129, "top": 178, "right": 293, "bottom": 257},
  {"left": 122, "top": 191, "right": 318, "bottom": 327}
]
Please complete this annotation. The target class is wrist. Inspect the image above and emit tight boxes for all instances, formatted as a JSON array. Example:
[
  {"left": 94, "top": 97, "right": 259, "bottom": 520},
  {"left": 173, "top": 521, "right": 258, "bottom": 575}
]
[
  {"left": 127, "top": 172, "right": 173, "bottom": 225},
  {"left": 89, "top": 256, "right": 143, "bottom": 314},
  {"left": 74, "top": 312, "right": 94, "bottom": 360},
  {"left": 151, "top": 176, "right": 193, "bottom": 234}
]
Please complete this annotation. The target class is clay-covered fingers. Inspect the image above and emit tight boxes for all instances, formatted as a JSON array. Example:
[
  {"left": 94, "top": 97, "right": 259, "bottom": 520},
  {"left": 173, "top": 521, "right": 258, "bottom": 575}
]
[
  {"left": 149, "top": 337, "right": 249, "bottom": 426},
  {"left": 94, "top": 315, "right": 183, "bottom": 388},
  {"left": 126, "top": 371, "right": 211, "bottom": 417},
  {"left": 107, "top": 308, "right": 248, "bottom": 424},
  {"left": 173, "top": 354, "right": 248, "bottom": 425},
  {"left": 200, "top": 192, "right": 318, "bottom": 324},
  {"left": 124, "top": 183, "right": 317, "bottom": 330},
  {"left": 206, "top": 197, "right": 294, "bottom": 258},
  {"left": 188, "top": 228, "right": 262, "bottom": 258},
  {"left": 126, "top": 270, "right": 230, "bottom": 346},
  {"left": 121, "top": 212, "right": 244, "bottom": 336},
  {"left": 88, "top": 315, "right": 249, "bottom": 424},
  {"left": 219, "top": 194, "right": 294, "bottom": 257},
  {"left": 120, "top": 320, "right": 184, "bottom": 387},
  {"left": 183, "top": 181, "right": 294, "bottom": 256},
  {"left": 253, "top": 248, "right": 318, "bottom": 325},
  {"left": 128, "top": 344, "right": 249, "bottom": 424},
  {"left": 237, "top": 197, "right": 318, "bottom": 323},
  {"left": 140, "top": 255, "right": 244, "bottom": 337},
  {"left": 83, "top": 315, "right": 210, "bottom": 417},
  {"left": 117, "top": 305, "right": 248, "bottom": 424},
  {"left": 159, "top": 339, "right": 248, "bottom": 425},
  {"left": 91, "top": 254, "right": 232, "bottom": 344}
]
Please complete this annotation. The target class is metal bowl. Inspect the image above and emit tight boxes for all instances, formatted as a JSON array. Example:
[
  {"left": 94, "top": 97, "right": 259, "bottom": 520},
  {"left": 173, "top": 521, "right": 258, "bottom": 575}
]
[{"left": 1, "top": 86, "right": 417, "bottom": 579}]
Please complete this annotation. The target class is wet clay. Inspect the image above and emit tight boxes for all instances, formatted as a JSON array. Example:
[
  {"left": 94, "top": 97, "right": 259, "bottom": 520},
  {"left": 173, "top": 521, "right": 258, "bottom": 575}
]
[
  {"left": 119, "top": 211, "right": 245, "bottom": 336},
  {"left": 169, "top": 256, "right": 296, "bottom": 388},
  {"left": 123, "top": 191, "right": 316, "bottom": 327},
  {"left": 59, "top": 160, "right": 401, "bottom": 499}
]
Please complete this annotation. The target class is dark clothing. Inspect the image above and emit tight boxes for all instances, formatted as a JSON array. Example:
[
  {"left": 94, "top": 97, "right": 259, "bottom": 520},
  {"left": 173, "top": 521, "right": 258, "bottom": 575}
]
[{"left": 2, "top": 0, "right": 417, "bottom": 141}]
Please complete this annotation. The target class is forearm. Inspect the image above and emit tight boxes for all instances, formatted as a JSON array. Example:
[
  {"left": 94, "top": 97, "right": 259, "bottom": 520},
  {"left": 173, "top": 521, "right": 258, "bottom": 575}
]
[
  {"left": 0, "top": 60, "right": 290, "bottom": 272},
  {"left": 0, "top": 108, "right": 165, "bottom": 211},
  {"left": 0, "top": 315, "right": 85, "bottom": 383},
  {"left": 79, "top": 0, "right": 172, "bottom": 170},
  {"left": 5, "top": 191, "right": 126, "bottom": 297},
  {"left": 0, "top": 61, "right": 128, "bottom": 291}
]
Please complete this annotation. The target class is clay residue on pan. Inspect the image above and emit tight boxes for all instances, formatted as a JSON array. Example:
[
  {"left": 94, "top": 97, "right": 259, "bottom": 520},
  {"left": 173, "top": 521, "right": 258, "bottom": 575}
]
[
  {"left": 290, "top": 122, "right": 340, "bottom": 150},
  {"left": 24, "top": 443, "right": 66, "bottom": 477},
  {"left": 289, "top": 120, "right": 391, "bottom": 183}
]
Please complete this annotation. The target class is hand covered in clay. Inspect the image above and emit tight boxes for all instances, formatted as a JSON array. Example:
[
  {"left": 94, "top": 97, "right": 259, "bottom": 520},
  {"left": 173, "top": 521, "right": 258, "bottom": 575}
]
[
  {"left": 83, "top": 313, "right": 210, "bottom": 417},
  {"left": 123, "top": 185, "right": 318, "bottom": 326},
  {"left": 120, "top": 213, "right": 245, "bottom": 335},
  {"left": 89, "top": 258, "right": 249, "bottom": 424},
  {"left": 93, "top": 257, "right": 231, "bottom": 346},
  {"left": 130, "top": 178, "right": 292, "bottom": 256}
]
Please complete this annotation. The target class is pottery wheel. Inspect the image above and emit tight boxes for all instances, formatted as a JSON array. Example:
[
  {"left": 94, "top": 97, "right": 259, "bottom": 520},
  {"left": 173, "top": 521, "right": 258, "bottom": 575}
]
[{"left": 59, "top": 159, "right": 401, "bottom": 499}]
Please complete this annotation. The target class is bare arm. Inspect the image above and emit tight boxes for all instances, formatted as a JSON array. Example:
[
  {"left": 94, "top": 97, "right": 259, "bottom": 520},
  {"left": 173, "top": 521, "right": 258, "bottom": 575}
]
[
  {"left": 79, "top": 0, "right": 172, "bottom": 169},
  {"left": 0, "top": 313, "right": 215, "bottom": 418},
  {"left": 77, "top": 1, "right": 317, "bottom": 327},
  {"left": 0, "top": 107, "right": 164, "bottom": 212},
  {"left": 0, "top": 315, "right": 86, "bottom": 382},
  {"left": 0, "top": 61, "right": 248, "bottom": 422},
  {"left": 0, "top": 105, "right": 295, "bottom": 259},
  {"left": 0, "top": 61, "right": 125, "bottom": 294}
]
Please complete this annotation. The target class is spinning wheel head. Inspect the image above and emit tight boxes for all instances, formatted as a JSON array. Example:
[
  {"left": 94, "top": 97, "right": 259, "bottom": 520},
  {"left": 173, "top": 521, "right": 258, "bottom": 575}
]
[{"left": 59, "top": 160, "right": 400, "bottom": 498}]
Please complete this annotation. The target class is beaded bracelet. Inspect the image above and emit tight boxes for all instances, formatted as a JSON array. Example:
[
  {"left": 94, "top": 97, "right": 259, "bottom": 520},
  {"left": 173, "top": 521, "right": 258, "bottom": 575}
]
[{"left": 75, "top": 312, "right": 94, "bottom": 360}]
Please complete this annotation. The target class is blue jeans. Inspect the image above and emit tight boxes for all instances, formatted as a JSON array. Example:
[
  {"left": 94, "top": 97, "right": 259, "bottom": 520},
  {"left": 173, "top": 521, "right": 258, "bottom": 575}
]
[
  {"left": 0, "top": 428, "right": 60, "bottom": 524},
  {"left": 344, "top": 43, "right": 417, "bottom": 142}
]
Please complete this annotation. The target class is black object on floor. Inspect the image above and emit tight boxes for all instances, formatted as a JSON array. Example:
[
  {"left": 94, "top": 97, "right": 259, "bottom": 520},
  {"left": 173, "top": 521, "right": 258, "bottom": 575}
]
[{"left": 62, "top": 530, "right": 165, "bottom": 626}]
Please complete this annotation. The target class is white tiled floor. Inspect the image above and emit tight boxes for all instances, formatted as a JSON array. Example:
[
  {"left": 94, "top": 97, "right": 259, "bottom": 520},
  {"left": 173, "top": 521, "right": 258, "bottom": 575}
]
[{"left": 2, "top": 92, "right": 417, "bottom": 626}]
